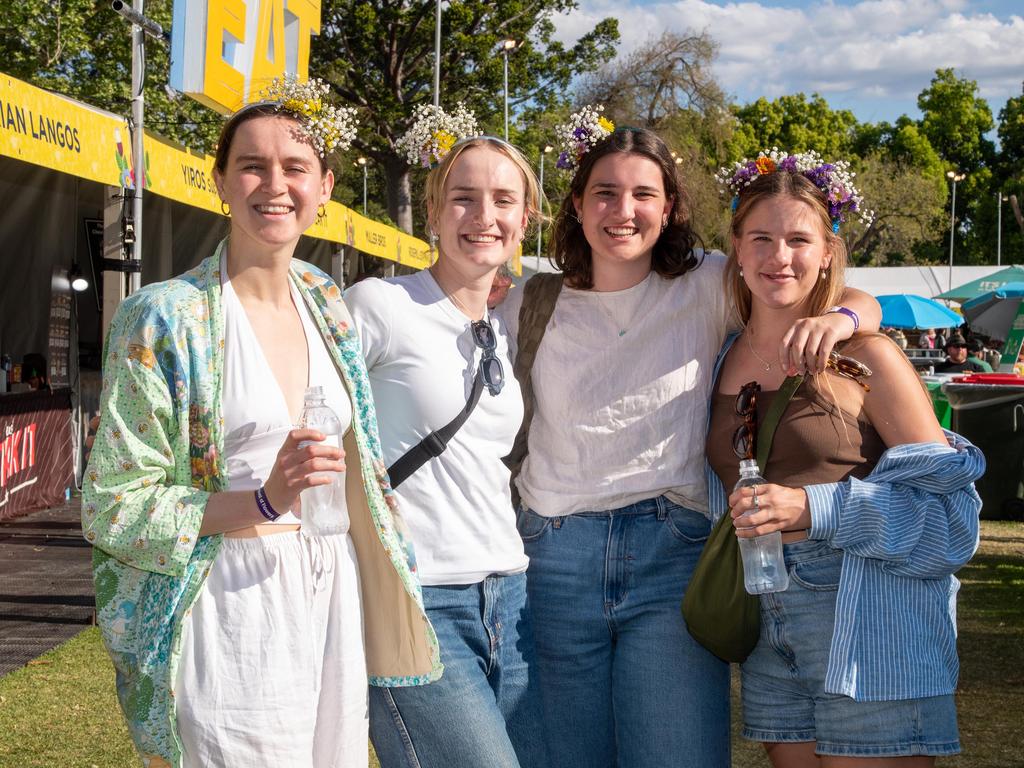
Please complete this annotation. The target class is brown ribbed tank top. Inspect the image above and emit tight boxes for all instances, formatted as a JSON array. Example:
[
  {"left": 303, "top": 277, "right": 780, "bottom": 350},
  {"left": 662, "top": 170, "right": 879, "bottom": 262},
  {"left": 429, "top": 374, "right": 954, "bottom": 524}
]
[{"left": 707, "top": 374, "right": 886, "bottom": 493}]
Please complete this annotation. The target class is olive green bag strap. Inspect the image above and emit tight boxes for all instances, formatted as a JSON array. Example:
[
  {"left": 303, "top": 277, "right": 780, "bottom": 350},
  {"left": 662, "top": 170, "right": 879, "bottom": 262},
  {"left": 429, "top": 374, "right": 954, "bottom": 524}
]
[
  {"left": 503, "top": 273, "right": 563, "bottom": 497},
  {"left": 681, "top": 372, "right": 804, "bottom": 664},
  {"left": 757, "top": 374, "right": 805, "bottom": 467}
]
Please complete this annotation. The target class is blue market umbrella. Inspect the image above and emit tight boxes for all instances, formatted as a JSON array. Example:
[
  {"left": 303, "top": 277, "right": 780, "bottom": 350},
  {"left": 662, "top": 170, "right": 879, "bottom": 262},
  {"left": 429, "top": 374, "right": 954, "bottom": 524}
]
[
  {"left": 961, "top": 283, "right": 1024, "bottom": 340},
  {"left": 878, "top": 294, "right": 964, "bottom": 330}
]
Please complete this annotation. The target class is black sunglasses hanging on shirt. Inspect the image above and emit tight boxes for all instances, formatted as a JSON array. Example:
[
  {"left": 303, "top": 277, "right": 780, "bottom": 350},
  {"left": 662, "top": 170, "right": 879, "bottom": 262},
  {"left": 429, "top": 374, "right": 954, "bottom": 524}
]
[{"left": 387, "top": 317, "right": 504, "bottom": 488}]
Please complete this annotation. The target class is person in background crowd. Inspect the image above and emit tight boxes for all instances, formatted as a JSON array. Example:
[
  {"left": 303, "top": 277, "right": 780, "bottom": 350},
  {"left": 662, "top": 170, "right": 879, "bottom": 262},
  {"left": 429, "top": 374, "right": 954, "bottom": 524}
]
[
  {"left": 22, "top": 353, "right": 49, "bottom": 391},
  {"left": 966, "top": 338, "right": 994, "bottom": 372},
  {"left": 936, "top": 332, "right": 986, "bottom": 374},
  {"left": 885, "top": 328, "right": 908, "bottom": 350}
]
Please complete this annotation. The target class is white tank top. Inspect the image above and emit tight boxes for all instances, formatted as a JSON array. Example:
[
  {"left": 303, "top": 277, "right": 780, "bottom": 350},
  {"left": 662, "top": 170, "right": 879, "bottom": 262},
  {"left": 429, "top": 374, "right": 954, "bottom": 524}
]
[{"left": 220, "top": 263, "right": 352, "bottom": 526}]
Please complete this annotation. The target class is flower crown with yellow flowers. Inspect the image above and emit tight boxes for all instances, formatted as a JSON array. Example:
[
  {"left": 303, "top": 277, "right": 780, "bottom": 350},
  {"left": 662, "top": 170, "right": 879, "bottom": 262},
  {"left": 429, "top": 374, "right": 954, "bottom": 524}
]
[
  {"left": 716, "top": 148, "right": 874, "bottom": 232},
  {"left": 396, "top": 103, "right": 479, "bottom": 169},
  {"left": 257, "top": 75, "right": 359, "bottom": 157},
  {"left": 555, "top": 104, "right": 615, "bottom": 172}
]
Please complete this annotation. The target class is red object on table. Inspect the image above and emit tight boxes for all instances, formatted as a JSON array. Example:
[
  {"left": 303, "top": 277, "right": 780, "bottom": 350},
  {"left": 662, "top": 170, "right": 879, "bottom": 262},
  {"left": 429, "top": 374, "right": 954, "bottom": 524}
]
[{"left": 952, "top": 373, "right": 1024, "bottom": 385}]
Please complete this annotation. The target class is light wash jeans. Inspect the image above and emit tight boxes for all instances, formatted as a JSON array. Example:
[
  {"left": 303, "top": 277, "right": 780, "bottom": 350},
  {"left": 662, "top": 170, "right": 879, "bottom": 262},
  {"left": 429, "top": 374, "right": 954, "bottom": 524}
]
[
  {"left": 517, "top": 496, "right": 730, "bottom": 768},
  {"left": 368, "top": 572, "right": 547, "bottom": 768}
]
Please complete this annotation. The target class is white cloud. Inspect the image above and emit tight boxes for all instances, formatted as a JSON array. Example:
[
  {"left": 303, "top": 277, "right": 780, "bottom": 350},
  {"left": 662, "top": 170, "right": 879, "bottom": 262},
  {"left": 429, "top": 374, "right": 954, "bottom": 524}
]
[{"left": 554, "top": 0, "right": 1024, "bottom": 119}]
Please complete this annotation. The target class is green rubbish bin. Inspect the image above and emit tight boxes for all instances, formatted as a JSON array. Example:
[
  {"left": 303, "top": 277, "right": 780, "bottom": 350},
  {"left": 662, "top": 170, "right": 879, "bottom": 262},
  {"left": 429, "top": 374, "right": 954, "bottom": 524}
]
[
  {"left": 943, "top": 383, "right": 1024, "bottom": 520},
  {"left": 925, "top": 380, "right": 952, "bottom": 429}
]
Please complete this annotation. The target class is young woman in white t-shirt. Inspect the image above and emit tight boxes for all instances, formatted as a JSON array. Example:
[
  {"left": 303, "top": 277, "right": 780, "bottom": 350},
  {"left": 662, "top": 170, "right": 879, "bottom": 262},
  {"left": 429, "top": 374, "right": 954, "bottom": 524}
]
[
  {"left": 499, "top": 124, "right": 881, "bottom": 768},
  {"left": 345, "top": 137, "right": 547, "bottom": 768}
]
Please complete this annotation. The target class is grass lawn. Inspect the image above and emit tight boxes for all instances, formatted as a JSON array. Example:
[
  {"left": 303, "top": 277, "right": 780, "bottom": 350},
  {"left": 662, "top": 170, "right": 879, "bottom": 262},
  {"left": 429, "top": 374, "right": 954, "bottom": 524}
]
[{"left": 1, "top": 522, "right": 1020, "bottom": 767}]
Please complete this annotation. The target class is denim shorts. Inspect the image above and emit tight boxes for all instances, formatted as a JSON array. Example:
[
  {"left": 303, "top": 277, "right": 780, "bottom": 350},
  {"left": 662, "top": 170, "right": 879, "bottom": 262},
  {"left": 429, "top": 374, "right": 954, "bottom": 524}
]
[{"left": 741, "top": 538, "right": 960, "bottom": 757}]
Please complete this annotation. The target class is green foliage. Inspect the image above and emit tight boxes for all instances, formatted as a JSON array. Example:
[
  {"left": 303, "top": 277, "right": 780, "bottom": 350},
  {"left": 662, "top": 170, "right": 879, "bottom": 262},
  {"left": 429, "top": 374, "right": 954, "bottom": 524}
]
[
  {"left": 918, "top": 68, "right": 995, "bottom": 174},
  {"left": 728, "top": 93, "right": 858, "bottom": 159},
  {"left": 312, "top": 0, "right": 619, "bottom": 231},
  {"left": 0, "top": 0, "right": 222, "bottom": 152}
]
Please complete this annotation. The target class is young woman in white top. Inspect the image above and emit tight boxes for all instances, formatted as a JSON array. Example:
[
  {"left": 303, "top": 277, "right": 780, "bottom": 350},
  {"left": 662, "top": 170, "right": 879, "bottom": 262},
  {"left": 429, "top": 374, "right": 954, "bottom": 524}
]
[
  {"left": 499, "top": 124, "right": 881, "bottom": 768},
  {"left": 84, "top": 95, "right": 437, "bottom": 768},
  {"left": 345, "top": 137, "right": 546, "bottom": 768}
]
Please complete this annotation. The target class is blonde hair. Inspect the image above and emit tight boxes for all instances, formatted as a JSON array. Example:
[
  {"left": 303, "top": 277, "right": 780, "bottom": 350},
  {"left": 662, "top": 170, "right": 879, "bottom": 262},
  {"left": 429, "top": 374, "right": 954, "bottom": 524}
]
[
  {"left": 424, "top": 137, "right": 544, "bottom": 240},
  {"left": 725, "top": 171, "right": 847, "bottom": 325}
]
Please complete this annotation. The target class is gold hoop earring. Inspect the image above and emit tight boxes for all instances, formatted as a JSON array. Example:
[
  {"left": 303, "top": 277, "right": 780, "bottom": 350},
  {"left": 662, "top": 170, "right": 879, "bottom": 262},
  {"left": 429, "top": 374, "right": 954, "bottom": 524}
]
[
  {"left": 317, "top": 203, "right": 327, "bottom": 218},
  {"left": 220, "top": 200, "right": 230, "bottom": 217}
]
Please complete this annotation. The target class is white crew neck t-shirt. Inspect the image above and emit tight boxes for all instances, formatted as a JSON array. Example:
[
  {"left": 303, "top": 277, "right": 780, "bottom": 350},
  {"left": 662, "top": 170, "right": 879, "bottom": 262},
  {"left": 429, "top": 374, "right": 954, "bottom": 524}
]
[
  {"left": 345, "top": 270, "right": 527, "bottom": 586},
  {"left": 220, "top": 262, "right": 353, "bottom": 527},
  {"left": 498, "top": 251, "right": 735, "bottom": 517}
]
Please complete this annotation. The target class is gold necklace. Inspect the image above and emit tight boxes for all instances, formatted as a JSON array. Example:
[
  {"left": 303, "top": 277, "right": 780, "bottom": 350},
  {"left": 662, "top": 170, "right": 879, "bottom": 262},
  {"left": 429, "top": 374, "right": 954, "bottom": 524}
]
[{"left": 745, "top": 330, "right": 773, "bottom": 372}]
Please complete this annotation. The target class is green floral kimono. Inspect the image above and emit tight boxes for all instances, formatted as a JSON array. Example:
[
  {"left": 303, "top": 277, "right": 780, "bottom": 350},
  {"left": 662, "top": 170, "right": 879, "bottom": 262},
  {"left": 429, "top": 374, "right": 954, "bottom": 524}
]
[{"left": 83, "top": 241, "right": 441, "bottom": 768}]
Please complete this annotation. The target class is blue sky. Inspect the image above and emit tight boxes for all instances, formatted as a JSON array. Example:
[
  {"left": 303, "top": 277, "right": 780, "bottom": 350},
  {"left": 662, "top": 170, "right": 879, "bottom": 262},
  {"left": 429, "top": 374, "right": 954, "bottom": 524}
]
[{"left": 554, "top": 0, "right": 1024, "bottom": 127}]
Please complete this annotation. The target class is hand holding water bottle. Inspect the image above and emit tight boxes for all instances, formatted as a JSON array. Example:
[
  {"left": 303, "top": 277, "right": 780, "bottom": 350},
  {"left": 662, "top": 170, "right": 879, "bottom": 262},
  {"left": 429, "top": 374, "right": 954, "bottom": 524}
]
[{"left": 262, "top": 427, "right": 346, "bottom": 522}]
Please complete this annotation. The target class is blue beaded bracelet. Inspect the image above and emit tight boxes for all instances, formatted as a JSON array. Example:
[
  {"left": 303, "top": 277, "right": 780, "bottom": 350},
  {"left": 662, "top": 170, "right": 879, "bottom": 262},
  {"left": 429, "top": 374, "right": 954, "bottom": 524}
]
[{"left": 254, "top": 486, "right": 281, "bottom": 521}]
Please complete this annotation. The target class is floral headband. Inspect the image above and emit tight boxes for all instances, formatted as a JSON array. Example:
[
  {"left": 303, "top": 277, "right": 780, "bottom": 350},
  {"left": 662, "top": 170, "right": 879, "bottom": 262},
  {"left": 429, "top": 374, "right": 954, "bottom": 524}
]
[
  {"left": 257, "top": 76, "right": 359, "bottom": 157},
  {"left": 555, "top": 104, "right": 615, "bottom": 172},
  {"left": 716, "top": 148, "right": 874, "bottom": 231},
  {"left": 396, "top": 103, "right": 479, "bottom": 168}
]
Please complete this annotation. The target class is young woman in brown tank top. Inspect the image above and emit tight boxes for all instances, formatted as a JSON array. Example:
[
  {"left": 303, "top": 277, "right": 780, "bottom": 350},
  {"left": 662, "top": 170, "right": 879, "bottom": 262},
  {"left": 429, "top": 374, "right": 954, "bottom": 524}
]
[{"left": 708, "top": 159, "right": 983, "bottom": 767}]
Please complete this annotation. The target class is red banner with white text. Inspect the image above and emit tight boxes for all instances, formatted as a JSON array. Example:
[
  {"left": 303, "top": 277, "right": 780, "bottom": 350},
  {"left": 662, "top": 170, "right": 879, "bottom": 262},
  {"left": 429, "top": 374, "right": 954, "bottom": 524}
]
[{"left": 0, "top": 389, "right": 73, "bottom": 521}]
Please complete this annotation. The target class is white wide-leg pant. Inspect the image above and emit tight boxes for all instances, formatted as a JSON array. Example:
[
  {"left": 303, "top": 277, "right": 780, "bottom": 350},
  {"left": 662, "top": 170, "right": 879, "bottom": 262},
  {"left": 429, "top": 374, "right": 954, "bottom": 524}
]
[{"left": 176, "top": 531, "right": 367, "bottom": 768}]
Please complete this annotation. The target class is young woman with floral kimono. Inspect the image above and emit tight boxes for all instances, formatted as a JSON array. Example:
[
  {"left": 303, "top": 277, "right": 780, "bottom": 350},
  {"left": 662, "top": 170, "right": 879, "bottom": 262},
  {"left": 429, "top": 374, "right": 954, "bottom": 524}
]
[{"left": 83, "top": 83, "right": 439, "bottom": 768}]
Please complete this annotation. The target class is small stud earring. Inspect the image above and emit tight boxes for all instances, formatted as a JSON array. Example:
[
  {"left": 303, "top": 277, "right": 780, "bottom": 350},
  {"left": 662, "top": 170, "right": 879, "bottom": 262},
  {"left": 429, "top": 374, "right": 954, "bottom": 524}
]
[{"left": 820, "top": 269, "right": 827, "bottom": 281}]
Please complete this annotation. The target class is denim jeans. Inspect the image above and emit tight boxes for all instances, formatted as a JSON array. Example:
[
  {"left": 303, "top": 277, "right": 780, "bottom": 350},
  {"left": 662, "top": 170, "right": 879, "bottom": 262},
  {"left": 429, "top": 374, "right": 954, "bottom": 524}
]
[
  {"left": 518, "top": 496, "right": 730, "bottom": 768},
  {"left": 368, "top": 572, "right": 547, "bottom": 768}
]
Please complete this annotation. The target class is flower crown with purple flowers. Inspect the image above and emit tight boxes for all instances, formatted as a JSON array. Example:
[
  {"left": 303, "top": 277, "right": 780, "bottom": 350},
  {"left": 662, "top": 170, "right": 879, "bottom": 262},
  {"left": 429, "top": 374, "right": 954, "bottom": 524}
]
[
  {"left": 716, "top": 148, "right": 873, "bottom": 232},
  {"left": 555, "top": 104, "right": 615, "bottom": 172}
]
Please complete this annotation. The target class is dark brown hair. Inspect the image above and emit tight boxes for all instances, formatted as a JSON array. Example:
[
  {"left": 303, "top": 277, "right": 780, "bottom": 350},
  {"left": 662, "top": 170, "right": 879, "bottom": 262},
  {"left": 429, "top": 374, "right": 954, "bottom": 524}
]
[
  {"left": 726, "top": 171, "right": 846, "bottom": 325},
  {"left": 551, "top": 127, "right": 702, "bottom": 289},
  {"left": 213, "top": 103, "right": 329, "bottom": 175}
]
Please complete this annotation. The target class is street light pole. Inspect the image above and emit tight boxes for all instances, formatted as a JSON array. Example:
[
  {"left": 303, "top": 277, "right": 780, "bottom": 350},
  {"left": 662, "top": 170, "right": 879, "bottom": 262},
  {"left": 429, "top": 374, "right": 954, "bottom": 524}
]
[
  {"left": 947, "top": 170, "right": 965, "bottom": 291},
  {"left": 501, "top": 39, "right": 517, "bottom": 141},
  {"left": 536, "top": 144, "right": 552, "bottom": 270},
  {"left": 998, "top": 192, "right": 1008, "bottom": 266},
  {"left": 357, "top": 157, "right": 368, "bottom": 215},
  {"left": 433, "top": 0, "right": 442, "bottom": 106}
]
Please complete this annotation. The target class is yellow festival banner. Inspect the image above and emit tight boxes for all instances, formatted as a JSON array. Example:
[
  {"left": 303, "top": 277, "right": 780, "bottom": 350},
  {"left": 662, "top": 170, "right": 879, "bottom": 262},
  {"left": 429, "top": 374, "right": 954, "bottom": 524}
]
[
  {"left": 0, "top": 73, "right": 130, "bottom": 188},
  {"left": 0, "top": 72, "right": 525, "bottom": 274}
]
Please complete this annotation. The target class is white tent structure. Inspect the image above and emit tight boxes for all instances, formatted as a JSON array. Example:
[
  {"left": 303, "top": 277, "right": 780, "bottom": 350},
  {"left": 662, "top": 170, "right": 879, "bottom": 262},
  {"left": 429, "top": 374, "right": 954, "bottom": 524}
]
[{"left": 519, "top": 259, "right": 1005, "bottom": 301}]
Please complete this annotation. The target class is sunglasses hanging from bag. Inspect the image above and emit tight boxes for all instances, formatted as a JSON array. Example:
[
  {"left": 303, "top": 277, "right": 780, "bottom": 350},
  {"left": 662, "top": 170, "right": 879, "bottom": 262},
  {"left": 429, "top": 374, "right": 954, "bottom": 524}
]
[{"left": 387, "top": 318, "right": 504, "bottom": 489}]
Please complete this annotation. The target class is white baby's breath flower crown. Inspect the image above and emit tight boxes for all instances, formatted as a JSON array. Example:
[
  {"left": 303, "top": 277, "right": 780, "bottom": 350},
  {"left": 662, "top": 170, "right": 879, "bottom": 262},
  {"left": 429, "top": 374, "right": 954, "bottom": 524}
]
[
  {"left": 396, "top": 103, "right": 479, "bottom": 168},
  {"left": 555, "top": 104, "right": 615, "bottom": 172},
  {"left": 257, "top": 75, "right": 358, "bottom": 157}
]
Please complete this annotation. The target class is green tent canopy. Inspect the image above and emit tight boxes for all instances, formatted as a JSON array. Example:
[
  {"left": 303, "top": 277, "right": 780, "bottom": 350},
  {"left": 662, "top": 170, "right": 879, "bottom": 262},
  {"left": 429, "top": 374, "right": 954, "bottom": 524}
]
[{"left": 936, "top": 265, "right": 1024, "bottom": 303}]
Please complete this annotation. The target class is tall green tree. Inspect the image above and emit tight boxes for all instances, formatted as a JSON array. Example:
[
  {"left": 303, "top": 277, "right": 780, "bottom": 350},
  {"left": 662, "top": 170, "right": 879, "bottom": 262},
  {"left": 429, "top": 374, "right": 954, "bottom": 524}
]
[
  {"left": 728, "top": 93, "right": 857, "bottom": 160},
  {"left": 917, "top": 68, "right": 995, "bottom": 175},
  {"left": 312, "top": 0, "right": 618, "bottom": 233},
  {"left": 0, "top": 0, "right": 221, "bottom": 151}
]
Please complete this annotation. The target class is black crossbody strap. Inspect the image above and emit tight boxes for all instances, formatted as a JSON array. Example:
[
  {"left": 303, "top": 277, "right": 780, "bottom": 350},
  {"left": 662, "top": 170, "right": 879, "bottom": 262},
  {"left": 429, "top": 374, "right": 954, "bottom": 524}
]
[
  {"left": 387, "top": 368, "right": 485, "bottom": 489},
  {"left": 756, "top": 374, "right": 804, "bottom": 469}
]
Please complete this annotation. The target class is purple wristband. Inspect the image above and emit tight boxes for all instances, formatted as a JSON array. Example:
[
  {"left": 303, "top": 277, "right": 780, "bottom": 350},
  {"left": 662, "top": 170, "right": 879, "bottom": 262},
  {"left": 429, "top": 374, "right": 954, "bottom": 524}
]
[
  {"left": 254, "top": 486, "right": 281, "bottom": 521},
  {"left": 826, "top": 305, "right": 859, "bottom": 331}
]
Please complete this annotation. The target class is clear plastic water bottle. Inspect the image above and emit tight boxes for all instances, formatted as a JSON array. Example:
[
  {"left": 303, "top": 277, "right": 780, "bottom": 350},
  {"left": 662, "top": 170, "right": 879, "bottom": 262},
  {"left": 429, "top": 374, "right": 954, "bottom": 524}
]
[
  {"left": 297, "top": 386, "right": 347, "bottom": 536},
  {"left": 735, "top": 459, "right": 789, "bottom": 594}
]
